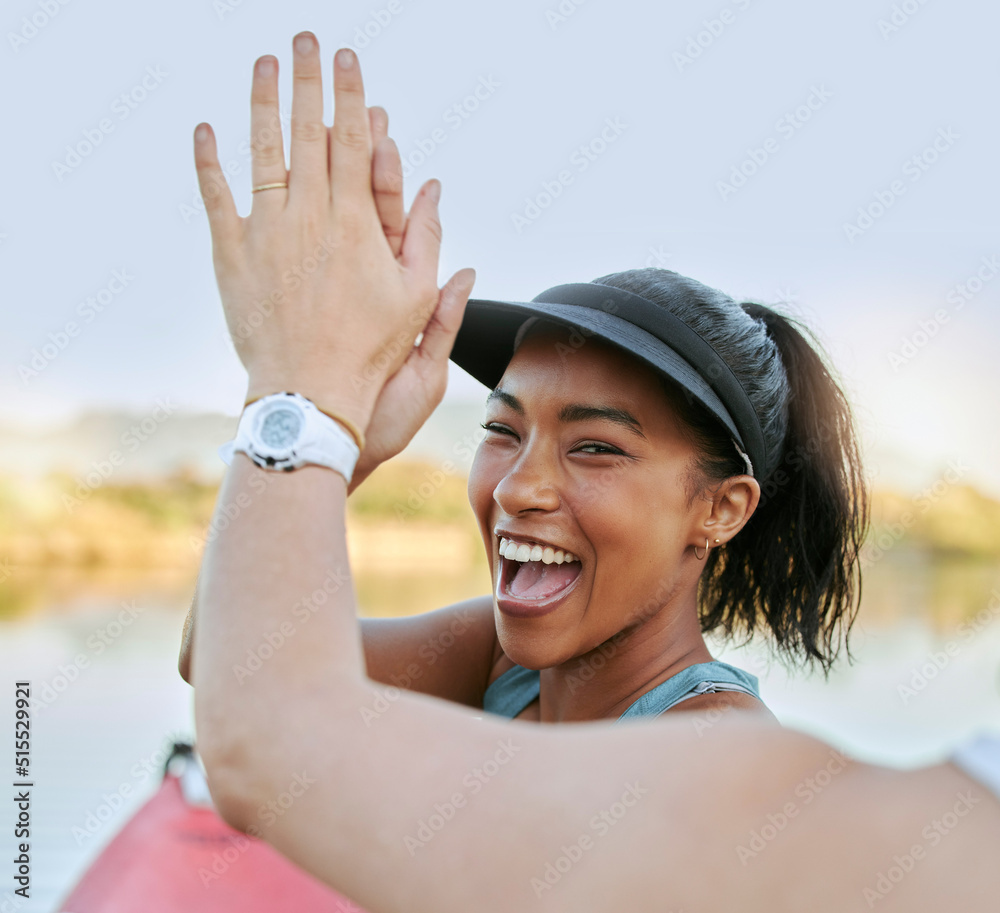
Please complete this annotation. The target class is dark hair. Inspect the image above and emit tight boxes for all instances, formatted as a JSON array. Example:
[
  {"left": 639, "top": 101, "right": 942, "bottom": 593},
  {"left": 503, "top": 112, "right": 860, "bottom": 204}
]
[{"left": 590, "top": 267, "right": 869, "bottom": 675}]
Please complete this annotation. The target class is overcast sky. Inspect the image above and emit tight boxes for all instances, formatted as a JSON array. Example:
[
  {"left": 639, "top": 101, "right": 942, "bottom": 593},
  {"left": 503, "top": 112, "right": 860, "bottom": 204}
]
[{"left": 2, "top": 0, "right": 998, "bottom": 495}]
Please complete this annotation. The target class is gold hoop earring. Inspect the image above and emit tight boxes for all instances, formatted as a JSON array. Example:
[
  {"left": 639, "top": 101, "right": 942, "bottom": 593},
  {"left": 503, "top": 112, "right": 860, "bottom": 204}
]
[{"left": 693, "top": 537, "right": 709, "bottom": 560}]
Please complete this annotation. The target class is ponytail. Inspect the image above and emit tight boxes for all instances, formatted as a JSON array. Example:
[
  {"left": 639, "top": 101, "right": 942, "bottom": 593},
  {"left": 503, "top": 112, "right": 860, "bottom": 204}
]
[
  {"left": 698, "top": 304, "right": 870, "bottom": 674},
  {"left": 592, "top": 268, "right": 870, "bottom": 674}
]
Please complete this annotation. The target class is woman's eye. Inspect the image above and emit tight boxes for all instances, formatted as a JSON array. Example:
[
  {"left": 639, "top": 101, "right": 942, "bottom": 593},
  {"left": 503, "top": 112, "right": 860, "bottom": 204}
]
[
  {"left": 480, "top": 423, "right": 623, "bottom": 456},
  {"left": 480, "top": 421, "right": 515, "bottom": 437},
  {"left": 576, "top": 442, "right": 622, "bottom": 455}
]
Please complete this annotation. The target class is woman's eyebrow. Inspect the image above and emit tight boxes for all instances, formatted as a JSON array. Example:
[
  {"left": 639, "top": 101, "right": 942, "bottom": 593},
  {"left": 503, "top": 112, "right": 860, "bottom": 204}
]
[{"left": 485, "top": 388, "right": 646, "bottom": 440}]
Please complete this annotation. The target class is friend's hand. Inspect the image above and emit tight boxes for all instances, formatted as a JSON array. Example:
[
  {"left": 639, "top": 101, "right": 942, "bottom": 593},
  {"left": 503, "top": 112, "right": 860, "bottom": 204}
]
[
  {"left": 193, "top": 32, "right": 475, "bottom": 438},
  {"left": 348, "top": 106, "right": 474, "bottom": 491}
]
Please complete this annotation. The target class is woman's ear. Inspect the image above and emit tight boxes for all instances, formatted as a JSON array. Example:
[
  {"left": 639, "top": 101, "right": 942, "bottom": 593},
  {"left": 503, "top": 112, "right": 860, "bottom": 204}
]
[{"left": 699, "top": 475, "right": 761, "bottom": 546}]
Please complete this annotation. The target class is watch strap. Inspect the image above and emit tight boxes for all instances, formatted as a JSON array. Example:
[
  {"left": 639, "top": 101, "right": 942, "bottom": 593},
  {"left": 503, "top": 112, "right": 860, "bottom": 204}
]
[{"left": 219, "top": 393, "right": 360, "bottom": 483}]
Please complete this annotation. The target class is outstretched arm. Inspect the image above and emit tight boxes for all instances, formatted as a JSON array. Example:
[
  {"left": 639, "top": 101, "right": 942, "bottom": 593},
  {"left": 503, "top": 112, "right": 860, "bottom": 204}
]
[
  {"left": 190, "top": 32, "right": 1000, "bottom": 913},
  {"left": 195, "top": 457, "right": 999, "bottom": 913}
]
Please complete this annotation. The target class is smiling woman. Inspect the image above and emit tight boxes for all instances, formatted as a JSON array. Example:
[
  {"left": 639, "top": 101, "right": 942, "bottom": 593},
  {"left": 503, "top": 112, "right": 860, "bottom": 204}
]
[{"left": 451, "top": 268, "right": 868, "bottom": 723}]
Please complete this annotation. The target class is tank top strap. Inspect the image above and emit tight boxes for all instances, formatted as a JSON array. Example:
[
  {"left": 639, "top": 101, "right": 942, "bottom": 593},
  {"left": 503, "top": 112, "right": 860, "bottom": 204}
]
[
  {"left": 482, "top": 664, "right": 541, "bottom": 718},
  {"left": 482, "top": 660, "right": 761, "bottom": 721},
  {"left": 613, "top": 661, "right": 761, "bottom": 723}
]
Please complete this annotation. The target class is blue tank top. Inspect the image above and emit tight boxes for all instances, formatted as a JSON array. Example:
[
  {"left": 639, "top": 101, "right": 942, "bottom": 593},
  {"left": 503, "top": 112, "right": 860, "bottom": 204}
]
[{"left": 482, "top": 660, "right": 762, "bottom": 722}]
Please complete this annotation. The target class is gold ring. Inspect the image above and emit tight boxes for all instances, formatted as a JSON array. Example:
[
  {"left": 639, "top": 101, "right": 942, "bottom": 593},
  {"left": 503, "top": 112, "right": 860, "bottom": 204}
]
[{"left": 252, "top": 182, "right": 289, "bottom": 193}]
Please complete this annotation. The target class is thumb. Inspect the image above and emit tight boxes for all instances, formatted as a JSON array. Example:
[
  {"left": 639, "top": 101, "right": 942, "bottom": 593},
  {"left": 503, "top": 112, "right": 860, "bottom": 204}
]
[{"left": 415, "top": 267, "right": 476, "bottom": 365}]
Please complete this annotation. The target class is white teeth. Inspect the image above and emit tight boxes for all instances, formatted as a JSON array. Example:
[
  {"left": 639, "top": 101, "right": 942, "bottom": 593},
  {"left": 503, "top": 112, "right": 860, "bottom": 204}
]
[{"left": 498, "top": 536, "right": 580, "bottom": 564}]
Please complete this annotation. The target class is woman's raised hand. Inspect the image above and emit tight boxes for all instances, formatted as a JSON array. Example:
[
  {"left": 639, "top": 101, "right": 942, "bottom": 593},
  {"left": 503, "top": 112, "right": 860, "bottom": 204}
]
[
  {"left": 193, "top": 31, "right": 475, "bottom": 440},
  {"left": 347, "top": 104, "right": 474, "bottom": 490}
]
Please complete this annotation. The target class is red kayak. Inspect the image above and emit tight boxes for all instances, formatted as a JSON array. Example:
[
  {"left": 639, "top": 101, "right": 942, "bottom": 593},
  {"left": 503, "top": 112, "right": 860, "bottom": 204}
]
[{"left": 57, "top": 742, "right": 366, "bottom": 911}]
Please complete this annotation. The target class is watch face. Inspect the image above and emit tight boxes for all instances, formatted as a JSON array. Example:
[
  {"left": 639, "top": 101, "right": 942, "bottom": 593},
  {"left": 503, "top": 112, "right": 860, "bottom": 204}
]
[{"left": 258, "top": 406, "right": 302, "bottom": 451}]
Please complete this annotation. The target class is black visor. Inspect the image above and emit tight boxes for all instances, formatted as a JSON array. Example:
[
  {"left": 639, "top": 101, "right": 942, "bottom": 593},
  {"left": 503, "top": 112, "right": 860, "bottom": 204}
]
[{"left": 449, "top": 281, "right": 765, "bottom": 478}]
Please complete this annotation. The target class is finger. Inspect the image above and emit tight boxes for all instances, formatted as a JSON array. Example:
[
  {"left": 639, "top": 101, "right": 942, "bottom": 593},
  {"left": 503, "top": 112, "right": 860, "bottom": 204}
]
[
  {"left": 399, "top": 179, "right": 442, "bottom": 279},
  {"left": 368, "top": 104, "right": 387, "bottom": 148},
  {"left": 367, "top": 105, "right": 405, "bottom": 257},
  {"left": 249, "top": 55, "right": 288, "bottom": 211},
  {"left": 193, "top": 123, "right": 241, "bottom": 257},
  {"left": 288, "top": 31, "right": 329, "bottom": 203},
  {"left": 415, "top": 268, "right": 476, "bottom": 364},
  {"left": 330, "top": 47, "right": 374, "bottom": 214},
  {"left": 373, "top": 134, "right": 405, "bottom": 258}
]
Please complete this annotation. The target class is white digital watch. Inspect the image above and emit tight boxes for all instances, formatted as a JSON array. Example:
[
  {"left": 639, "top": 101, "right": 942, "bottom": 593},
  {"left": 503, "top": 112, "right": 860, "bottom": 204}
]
[{"left": 218, "top": 392, "right": 360, "bottom": 483}]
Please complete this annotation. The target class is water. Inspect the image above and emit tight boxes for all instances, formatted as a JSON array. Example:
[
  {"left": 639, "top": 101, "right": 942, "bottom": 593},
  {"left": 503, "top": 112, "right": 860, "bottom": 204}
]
[{"left": 1, "top": 558, "right": 998, "bottom": 910}]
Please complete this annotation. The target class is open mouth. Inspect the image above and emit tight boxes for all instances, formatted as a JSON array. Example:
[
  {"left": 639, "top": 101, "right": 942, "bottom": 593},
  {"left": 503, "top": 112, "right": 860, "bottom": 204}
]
[{"left": 498, "top": 537, "right": 583, "bottom": 602}]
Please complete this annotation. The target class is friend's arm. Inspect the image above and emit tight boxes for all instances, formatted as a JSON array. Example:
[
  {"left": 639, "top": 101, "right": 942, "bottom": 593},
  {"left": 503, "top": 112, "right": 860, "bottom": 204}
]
[
  {"left": 194, "top": 456, "right": 1000, "bottom": 913},
  {"left": 180, "top": 585, "right": 499, "bottom": 706}
]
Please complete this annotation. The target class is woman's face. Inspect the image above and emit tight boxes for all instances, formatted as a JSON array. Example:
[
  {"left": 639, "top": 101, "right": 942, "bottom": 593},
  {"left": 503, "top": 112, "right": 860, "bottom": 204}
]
[{"left": 467, "top": 321, "right": 710, "bottom": 669}]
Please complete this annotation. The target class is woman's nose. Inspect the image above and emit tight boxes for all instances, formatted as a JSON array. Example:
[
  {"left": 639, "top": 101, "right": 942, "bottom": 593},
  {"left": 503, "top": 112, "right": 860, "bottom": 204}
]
[{"left": 492, "top": 447, "right": 561, "bottom": 515}]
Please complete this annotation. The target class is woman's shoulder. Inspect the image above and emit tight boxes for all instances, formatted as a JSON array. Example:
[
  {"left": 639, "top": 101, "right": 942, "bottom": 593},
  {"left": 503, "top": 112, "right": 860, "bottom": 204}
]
[
  {"left": 623, "top": 658, "right": 777, "bottom": 722},
  {"left": 667, "top": 688, "right": 777, "bottom": 720}
]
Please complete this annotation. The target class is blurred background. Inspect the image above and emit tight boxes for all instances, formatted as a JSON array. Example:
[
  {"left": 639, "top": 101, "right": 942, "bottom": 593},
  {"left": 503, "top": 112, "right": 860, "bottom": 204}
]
[{"left": 1, "top": 0, "right": 999, "bottom": 906}]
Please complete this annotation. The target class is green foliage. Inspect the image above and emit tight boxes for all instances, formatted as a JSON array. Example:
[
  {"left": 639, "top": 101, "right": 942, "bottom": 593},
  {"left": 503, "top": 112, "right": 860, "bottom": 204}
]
[{"left": 347, "top": 459, "right": 472, "bottom": 523}]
